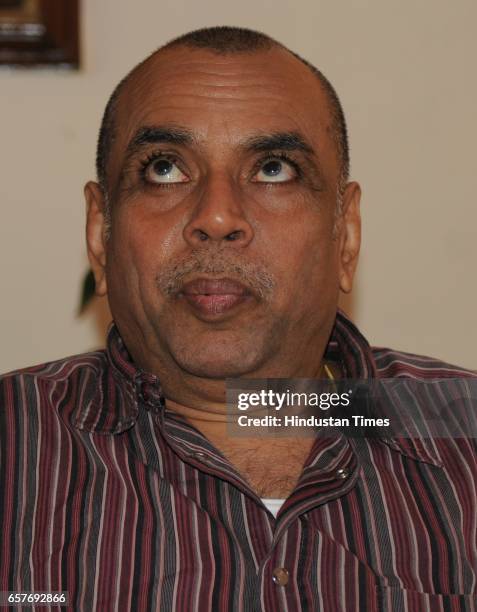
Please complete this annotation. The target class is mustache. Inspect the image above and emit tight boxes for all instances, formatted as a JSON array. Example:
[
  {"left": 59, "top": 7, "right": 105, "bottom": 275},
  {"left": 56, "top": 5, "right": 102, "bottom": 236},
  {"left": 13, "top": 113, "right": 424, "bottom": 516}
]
[{"left": 155, "top": 251, "right": 276, "bottom": 300}]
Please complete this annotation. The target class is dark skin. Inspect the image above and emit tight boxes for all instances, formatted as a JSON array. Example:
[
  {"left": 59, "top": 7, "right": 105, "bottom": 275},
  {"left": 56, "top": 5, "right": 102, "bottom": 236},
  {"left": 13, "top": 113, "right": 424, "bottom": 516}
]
[{"left": 85, "top": 45, "right": 361, "bottom": 497}]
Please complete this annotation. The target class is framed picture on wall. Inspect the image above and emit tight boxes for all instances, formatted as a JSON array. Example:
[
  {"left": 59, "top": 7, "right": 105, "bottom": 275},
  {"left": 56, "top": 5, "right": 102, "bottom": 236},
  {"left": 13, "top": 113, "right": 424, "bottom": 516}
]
[{"left": 0, "top": 0, "right": 79, "bottom": 67}]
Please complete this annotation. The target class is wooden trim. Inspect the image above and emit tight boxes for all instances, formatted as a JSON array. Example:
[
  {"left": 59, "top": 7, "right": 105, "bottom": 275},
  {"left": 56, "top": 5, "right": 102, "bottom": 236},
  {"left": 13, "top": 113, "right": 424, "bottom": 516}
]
[{"left": 0, "top": 0, "right": 79, "bottom": 68}]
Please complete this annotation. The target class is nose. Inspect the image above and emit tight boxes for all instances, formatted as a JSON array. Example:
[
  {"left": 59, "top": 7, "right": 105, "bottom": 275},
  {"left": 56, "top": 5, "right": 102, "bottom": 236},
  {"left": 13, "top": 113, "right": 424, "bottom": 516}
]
[{"left": 183, "top": 173, "right": 254, "bottom": 248}]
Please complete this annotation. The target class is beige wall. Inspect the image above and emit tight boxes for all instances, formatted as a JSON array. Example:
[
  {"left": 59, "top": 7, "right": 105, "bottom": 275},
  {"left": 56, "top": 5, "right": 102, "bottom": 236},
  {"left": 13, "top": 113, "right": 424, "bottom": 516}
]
[{"left": 1, "top": 0, "right": 476, "bottom": 372}]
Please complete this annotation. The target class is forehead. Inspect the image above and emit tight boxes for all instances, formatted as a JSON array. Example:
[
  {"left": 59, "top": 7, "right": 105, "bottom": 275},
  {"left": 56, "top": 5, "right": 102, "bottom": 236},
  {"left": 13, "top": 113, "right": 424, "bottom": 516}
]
[{"left": 113, "top": 46, "right": 337, "bottom": 172}]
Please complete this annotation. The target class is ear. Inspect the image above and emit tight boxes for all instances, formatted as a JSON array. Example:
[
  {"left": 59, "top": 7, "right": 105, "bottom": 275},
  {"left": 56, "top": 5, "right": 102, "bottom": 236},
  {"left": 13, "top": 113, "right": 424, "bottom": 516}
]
[
  {"left": 85, "top": 181, "right": 108, "bottom": 297},
  {"left": 337, "top": 181, "right": 361, "bottom": 294}
]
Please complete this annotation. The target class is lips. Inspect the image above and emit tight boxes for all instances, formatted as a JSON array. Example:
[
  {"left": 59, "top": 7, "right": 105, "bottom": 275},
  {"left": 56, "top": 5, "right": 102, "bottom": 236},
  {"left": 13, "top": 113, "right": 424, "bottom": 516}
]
[{"left": 179, "top": 277, "right": 253, "bottom": 317}]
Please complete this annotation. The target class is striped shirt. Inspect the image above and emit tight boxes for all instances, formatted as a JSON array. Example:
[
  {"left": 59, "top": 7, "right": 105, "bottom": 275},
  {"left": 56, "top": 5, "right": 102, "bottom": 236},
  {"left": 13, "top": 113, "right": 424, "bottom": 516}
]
[{"left": 1, "top": 311, "right": 476, "bottom": 611}]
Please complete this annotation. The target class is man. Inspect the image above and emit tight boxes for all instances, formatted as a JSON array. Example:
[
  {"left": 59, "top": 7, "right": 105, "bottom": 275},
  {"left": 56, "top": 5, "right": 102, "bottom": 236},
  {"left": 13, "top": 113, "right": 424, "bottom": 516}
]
[{"left": 0, "top": 26, "right": 476, "bottom": 612}]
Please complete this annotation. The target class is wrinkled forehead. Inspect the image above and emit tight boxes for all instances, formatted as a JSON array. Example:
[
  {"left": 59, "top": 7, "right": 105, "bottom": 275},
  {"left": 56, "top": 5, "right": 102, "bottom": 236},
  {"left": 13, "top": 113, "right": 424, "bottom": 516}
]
[{"left": 110, "top": 46, "right": 338, "bottom": 183}]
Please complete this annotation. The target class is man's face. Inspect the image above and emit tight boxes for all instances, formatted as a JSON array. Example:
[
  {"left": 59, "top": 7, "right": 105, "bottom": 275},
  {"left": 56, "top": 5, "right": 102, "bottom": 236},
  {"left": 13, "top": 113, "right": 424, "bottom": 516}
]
[{"left": 86, "top": 45, "right": 360, "bottom": 380}]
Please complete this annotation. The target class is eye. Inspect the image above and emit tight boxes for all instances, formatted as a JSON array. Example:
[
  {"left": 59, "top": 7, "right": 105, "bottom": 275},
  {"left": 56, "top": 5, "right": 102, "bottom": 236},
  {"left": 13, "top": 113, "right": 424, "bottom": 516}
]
[
  {"left": 143, "top": 156, "right": 189, "bottom": 184},
  {"left": 252, "top": 157, "right": 297, "bottom": 183}
]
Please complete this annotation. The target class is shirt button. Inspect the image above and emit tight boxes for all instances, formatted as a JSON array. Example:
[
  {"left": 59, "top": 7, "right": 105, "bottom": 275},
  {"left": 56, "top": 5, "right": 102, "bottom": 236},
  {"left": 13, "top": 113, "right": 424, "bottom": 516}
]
[
  {"left": 335, "top": 467, "right": 350, "bottom": 479},
  {"left": 192, "top": 451, "right": 207, "bottom": 460},
  {"left": 272, "top": 567, "right": 289, "bottom": 586}
]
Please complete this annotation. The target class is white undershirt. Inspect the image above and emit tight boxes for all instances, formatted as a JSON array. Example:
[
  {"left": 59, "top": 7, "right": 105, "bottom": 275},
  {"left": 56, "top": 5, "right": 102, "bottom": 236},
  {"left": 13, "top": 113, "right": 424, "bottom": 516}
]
[{"left": 261, "top": 498, "right": 286, "bottom": 518}]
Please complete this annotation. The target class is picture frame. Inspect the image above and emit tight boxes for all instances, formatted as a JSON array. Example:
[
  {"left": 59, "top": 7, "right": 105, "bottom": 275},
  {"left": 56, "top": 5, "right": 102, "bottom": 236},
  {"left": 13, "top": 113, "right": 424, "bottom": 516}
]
[{"left": 0, "top": 0, "right": 79, "bottom": 68}]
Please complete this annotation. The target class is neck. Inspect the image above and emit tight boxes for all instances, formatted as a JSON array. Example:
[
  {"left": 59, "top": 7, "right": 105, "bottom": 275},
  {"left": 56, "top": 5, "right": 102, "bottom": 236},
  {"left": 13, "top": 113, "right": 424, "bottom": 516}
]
[{"left": 164, "top": 359, "right": 341, "bottom": 448}]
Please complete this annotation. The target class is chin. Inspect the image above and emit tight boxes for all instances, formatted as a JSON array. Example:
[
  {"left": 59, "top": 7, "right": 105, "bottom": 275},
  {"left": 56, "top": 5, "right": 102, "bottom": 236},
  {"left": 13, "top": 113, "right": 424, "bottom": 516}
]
[
  {"left": 179, "top": 361, "right": 251, "bottom": 379},
  {"left": 170, "top": 339, "right": 265, "bottom": 380}
]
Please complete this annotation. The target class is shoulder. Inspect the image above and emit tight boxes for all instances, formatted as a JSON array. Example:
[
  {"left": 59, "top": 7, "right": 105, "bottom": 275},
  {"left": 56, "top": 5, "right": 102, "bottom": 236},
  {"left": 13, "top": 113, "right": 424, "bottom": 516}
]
[
  {"left": 0, "top": 350, "right": 111, "bottom": 443},
  {"left": 370, "top": 347, "right": 477, "bottom": 466},
  {"left": 0, "top": 349, "right": 108, "bottom": 399},
  {"left": 371, "top": 346, "right": 477, "bottom": 379}
]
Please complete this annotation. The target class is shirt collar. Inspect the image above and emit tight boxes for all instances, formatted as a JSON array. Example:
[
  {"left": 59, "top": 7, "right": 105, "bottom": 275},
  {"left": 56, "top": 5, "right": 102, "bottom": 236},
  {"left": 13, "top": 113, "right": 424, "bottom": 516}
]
[
  {"left": 74, "top": 310, "right": 442, "bottom": 466},
  {"left": 324, "top": 311, "right": 442, "bottom": 466},
  {"left": 324, "top": 309, "right": 378, "bottom": 378},
  {"left": 72, "top": 324, "right": 164, "bottom": 434}
]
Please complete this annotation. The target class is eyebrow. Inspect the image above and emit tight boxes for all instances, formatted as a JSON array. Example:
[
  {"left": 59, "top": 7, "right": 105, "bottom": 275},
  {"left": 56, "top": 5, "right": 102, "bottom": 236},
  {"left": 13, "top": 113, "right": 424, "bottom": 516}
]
[
  {"left": 240, "top": 132, "right": 315, "bottom": 156},
  {"left": 125, "top": 126, "right": 315, "bottom": 158},
  {"left": 124, "top": 125, "right": 196, "bottom": 161}
]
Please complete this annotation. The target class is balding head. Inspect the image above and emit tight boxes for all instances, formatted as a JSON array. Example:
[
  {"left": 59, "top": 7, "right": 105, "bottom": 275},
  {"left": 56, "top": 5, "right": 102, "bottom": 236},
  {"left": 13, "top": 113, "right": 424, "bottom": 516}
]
[{"left": 96, "top": 26, "right": 349, "bottom": 204}]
